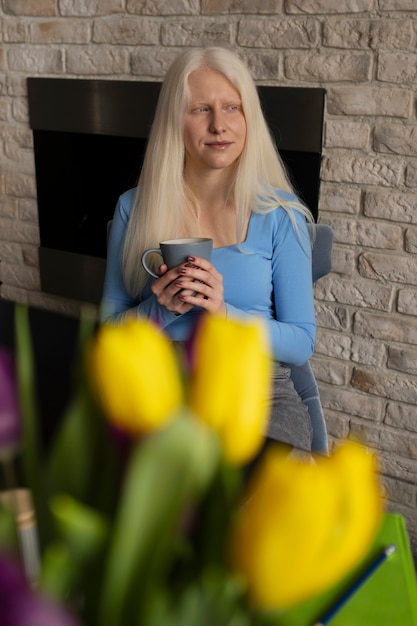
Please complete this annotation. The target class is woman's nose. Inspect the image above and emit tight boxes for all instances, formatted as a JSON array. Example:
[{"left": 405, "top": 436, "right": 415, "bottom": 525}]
[{"left": 209, "top": 109, "right": 225, "bottom": 134}]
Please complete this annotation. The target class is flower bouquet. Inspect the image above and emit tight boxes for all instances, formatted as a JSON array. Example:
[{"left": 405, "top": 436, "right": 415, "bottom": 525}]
[{"left": 0, "top": 305, "right": 383, "bottom": 626}]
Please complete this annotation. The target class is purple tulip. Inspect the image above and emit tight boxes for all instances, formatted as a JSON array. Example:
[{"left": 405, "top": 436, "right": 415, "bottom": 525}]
[
  {"left": 0, "top": 552, "right": 81, "bottom": 626},
  {"left": 0, "top": 350, "right": 21, "bottom": 458}
]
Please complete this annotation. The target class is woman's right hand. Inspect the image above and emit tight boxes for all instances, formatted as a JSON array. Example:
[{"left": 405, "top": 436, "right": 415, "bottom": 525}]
[
  {"left": 150, "top": 257, "right": 226, "bottom": 316},
  {"left": 150, "top": 263, "right": 196, "bottom": 316}
]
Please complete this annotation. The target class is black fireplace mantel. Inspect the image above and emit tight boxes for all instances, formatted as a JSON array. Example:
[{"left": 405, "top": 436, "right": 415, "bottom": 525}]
[{"left": 28, "top": 77, "right": 325, "bottom": 305}]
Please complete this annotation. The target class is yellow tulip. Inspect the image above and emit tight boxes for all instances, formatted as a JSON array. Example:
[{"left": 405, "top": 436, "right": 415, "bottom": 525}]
[
  {"left": 229, "top": 440, "right": 383, "bottom": 610},
  {"left": 86, "top": 318, "right": 184, "bottom": 435},
  {"left": 189, "top": 314, "right": 272, "bottom": 465}
]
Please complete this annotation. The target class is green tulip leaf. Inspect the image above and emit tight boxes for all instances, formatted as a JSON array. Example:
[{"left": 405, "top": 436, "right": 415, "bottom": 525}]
[{"left": 99, "top": 413, "right": 220, "bottom": 626}]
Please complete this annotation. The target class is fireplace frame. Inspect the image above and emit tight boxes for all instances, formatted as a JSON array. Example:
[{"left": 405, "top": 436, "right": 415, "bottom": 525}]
[{"left": 28, "top": 77, "right": 325, "bottom": 305}]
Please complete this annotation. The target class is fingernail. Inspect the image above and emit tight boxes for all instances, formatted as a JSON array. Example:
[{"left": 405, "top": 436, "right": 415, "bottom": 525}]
[{"left": 187, "top": 256, "right": 195, "bottom": 262}]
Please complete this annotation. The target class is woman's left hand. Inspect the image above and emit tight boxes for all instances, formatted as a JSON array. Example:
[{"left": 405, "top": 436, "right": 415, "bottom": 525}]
[{"left": 174, "top": 256, "right": 226, "bottom": 315}]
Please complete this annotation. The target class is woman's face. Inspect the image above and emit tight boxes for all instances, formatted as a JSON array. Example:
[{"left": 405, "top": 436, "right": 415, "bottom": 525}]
[{"left": 183, "top": 67, "right": 247, "bottom": 177}]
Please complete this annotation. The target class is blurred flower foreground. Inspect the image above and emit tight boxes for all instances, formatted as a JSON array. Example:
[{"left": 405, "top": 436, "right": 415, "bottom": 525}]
[{"left": 0, "top": 306, "right": 383, "bottom": 626}]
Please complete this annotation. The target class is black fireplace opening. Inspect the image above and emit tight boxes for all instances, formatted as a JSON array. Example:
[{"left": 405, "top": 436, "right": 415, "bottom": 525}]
[
  {"left": 28, "top": 78, "right": 325, "bottom": 305},
  {"left": 34, "top": 130, "right": 145, "bottom": 259}
]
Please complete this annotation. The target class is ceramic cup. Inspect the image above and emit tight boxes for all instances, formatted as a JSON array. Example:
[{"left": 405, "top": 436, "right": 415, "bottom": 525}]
[{"left": 141, "top": 237, "right": 213, "bottom": 279}]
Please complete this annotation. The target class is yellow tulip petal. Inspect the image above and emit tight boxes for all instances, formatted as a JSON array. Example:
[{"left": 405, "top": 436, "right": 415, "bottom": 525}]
[
  {"left": 190, "top": 314, "right": 273, "bottom": 465},
  {"left": 230, "top": 441, "right": 383, "bottom": 610},
  {"left": 87, "top": 318, "right": 184, "bottom": 435}
]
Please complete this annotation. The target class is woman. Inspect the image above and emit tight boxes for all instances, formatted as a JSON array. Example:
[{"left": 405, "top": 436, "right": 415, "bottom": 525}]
[{"left": 101, "top": 46, "right": 318, "bottom": 453}]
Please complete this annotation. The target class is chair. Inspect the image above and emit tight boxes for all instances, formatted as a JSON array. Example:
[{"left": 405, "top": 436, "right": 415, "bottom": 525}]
[{"left": 288, "top": 223, "right": 334, "bottom": 454}]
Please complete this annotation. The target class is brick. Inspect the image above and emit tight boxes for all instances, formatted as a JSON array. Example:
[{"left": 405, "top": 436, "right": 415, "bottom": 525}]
[
  {"left": 7, "top": 48, "right": 64, "bottom": 73},
  {"left": 316, "top": 276, "right": 393, "bottom": 311},
  {"left": 3, "top": 125, "right": 33, "bottom": 154},
  {"left": 352, "top": 366, "right": 417, "bottom": 404},
  {"left": 0, "top": 99, "right": 8, "bottom": 122},
  {"left": 374, "top": 124, "right": 417, "bottom": 158},
  {"left": 322, "top": 155, "right": 402, "bottom": 187},
  {"left": 0, "top": 194, "right": 18, "bottom": 218},
  {"left": 405, "top": 227, "right": 417, "bottom": 254},
  {"left": 378, "top": 52, "right": 417, "bottom": 84},
  {"left": 405, "top": 163, "right": 417, "bottom": 188},
  {"left": 378, "top": 450, "right": 417, "bottom": 483},
  {"left": 315, "top": 244, "right": 357, "bottom": 276},
  {"left": 351, "top": 421, "right": 417, "bottom": 459},
  {"left": 314, "top": 329, "right": 351, "bottom": 359},
  {"left": 397, "top": 288, "right": 417, "bottom": 316},
  {"left": 387, "top": 345, "right": 417, "bottom": 377},
  {"left": 0, "top": 217, "right": 39, "bottom": 244},
  {"left": 285, "top": 0, "right": 375, "bottom": 13},
  {"left": 3, "top": 0, "right": 57, "bottom": 16},
  {"left": 131, "top": 47, "right": 179, "bottom": 77},
  {"left": 318, "top": 243, "right": 356, "bottom": 277},
  {"left": 160, "top": 20, "right": 232, "bottom": 46},
  {"left": 30, "top": 20, "right": 91, "bottom": 44},
  {"left": 357, "top": 220, "right": 403, "bottom": 250},
  {"left": 92, "top": 17, "right": 159, "bottom": 45},
  {"left": 351, "top": 337, "right": 386, "bottom": 368},
  {"left": 4, "top": 171, "right": 36, "bottom": 198},
  {"left": 240, "top": 51, "right": 281, "bottom": 80},
  {"left": 66, "top": 48, "right": 129, "bottom": 75},
  {"left": 0, "top": 241, "right": 23, "bottom": 264},
  {"left": 315, "top": 302, "right": 350, "bottom": 332},
  {"left": 202, "top": 0, "right": 282, "bottom": 13},
  {"left": 322, "top": 215, "right": 357, "bottom": 245},
  {"left": 324, "top": 409, "right": 350, "bottom": 439},
  {"left": 364, "top": 190, "right": 417, "bottom": 224},
  {"left": 359, "top": 251, "right": 417, "bottom": 286},
  {"left": 60, "top": 0, "right": 124, "bottom": 16},
  {"left": 11, "top": 98, "right": 29, "bottom": 125},
  {"left": 22, "top": 245, "right": 39, "bottom": 268},
  {"left": 128, "top": 0, "right": 199, "bottom": 14},
  {"left": 284, "top": 52, "right": 372, "bottom": 82},
  {"left": 3, "top": 20, "right": 29, "bottom": 43},
  {"left": 320, "top": 385, "right": 384, "bottom": 421},
  {"left": 327, "top": 86, "right": 412, "bottom": 118},
  {"left": 19, "top": 197, "right": 38, "bottom": 221},
  {"left": 0, "top": 260, "right": 40, "bottom": 290},
  {"left": 354, "top": 310, "right": 417, "bottom": 345},
  {"left": 380, "top": 0, "right": 417, "bottom": 10},
  {"left": 385, "top": 402, "right": 417, "bottom": 434},
  {"left": 323, "top": 19, "right": 413, "bottom": 50},
  {"left": 310, "top": 355, "right": 348, "bottom": 385},
  {"left": 237, "top": 18, "right": 319, "bottom": 49},
  {"left": 325, "top": 119, "right": 370, "bottom": 150},
  {"left": 318, "top": 184, "right": 361, "bottom": 215},
  {"left": 5, "top": 75, "right": 28, "bottom": 97}
]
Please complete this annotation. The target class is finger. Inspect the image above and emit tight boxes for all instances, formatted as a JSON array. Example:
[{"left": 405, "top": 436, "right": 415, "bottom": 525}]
[
  {"left": 185, "top": 256, "right": 213, "bottom": 271},
  {"left": 156, "top": 263, "right": 168, "bottom": 276}
]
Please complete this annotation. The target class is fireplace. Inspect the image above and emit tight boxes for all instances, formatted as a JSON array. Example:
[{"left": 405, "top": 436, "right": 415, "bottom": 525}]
[{"left": 28, "top": 78, "right": 325, "bottom": 305}]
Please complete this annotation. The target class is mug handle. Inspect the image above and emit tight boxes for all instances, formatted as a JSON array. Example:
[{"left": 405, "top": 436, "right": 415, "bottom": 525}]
[{"left": 141, "top": 248, "right": 162, "bottom": 279}]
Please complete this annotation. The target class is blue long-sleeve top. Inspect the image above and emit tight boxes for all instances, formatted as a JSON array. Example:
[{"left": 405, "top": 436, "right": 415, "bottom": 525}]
[{"left": 100, "top": 187, "right": 316, "bottom": 365}]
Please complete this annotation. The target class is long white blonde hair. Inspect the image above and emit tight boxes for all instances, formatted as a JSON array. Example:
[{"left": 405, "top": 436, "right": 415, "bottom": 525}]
[{"left": 122, "top": 46, "right": 313, "bottom": 296}]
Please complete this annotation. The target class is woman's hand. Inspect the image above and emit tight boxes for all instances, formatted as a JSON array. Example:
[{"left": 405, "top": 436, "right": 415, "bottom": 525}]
[{"left": 150, "top": 256, "right": 226, "bottom": 316}]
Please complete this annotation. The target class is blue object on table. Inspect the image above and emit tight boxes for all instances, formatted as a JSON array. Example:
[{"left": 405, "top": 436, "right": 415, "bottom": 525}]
[{"left": 314, "top": 545, "right": 396, "bottom": 625}]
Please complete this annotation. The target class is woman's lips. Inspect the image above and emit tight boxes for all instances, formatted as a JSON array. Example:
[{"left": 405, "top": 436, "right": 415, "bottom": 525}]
[{"left": 206, "top": 141, "right": 232, "bottom": 150}]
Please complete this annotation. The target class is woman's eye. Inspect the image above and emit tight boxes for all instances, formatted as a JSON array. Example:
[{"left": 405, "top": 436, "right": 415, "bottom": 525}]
[{"left": 226, "top": 104, "right": 241, "bottom": 112}]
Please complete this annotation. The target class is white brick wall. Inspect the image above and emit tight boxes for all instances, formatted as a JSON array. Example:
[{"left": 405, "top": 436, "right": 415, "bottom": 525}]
[{"left": 1, "top": 0, "right": 417, "bottom": 552}]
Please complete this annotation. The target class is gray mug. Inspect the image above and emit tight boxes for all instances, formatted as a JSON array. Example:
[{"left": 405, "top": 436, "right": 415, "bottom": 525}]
[{"left": 141, "top": 237, "right": 213, "bottom": 279}]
